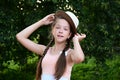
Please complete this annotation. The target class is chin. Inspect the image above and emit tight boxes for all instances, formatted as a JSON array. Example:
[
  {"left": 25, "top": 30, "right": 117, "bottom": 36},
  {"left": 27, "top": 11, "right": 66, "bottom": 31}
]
[{"left": 56, "top": 39, "right": 66, "bottom": 43}]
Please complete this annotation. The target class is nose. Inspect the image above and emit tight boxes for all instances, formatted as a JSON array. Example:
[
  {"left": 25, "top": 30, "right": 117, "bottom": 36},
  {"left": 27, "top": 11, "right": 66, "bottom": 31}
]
[{"left": 59, "top": 29, "right": 63, "bottom": 33}]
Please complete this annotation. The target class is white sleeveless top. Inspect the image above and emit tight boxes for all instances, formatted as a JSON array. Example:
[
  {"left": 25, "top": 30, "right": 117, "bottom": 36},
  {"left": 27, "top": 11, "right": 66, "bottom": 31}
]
[{"left": 41, "top": 74, "right": 68, "bottom": 80}]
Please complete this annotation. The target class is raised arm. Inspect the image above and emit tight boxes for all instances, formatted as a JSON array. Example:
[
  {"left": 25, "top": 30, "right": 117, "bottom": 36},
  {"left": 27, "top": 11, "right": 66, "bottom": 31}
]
[
  {"left": 70, "top": 33, "right": 86, "bottom": 64},
  {"left": 16, "top": 14, "right": 55, "bottom": 55}
]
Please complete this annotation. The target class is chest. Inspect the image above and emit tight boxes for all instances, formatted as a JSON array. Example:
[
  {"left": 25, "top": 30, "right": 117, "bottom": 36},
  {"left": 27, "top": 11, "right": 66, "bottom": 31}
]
[
  {"left": 42, "top": 53, "right": 59, "bottom": 66},
  {"left": 41, "top": 49, "right": 73, "bottom": 77}
]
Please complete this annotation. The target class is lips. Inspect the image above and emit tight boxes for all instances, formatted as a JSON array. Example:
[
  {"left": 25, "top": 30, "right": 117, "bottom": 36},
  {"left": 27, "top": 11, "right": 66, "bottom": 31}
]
[{"left": 57, "top": 35, "right": 64, "bottom": 38}]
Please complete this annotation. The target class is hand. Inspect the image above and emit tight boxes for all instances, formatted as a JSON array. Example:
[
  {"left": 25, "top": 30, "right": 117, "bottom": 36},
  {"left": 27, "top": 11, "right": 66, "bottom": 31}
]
[
  {"left": 41, "top": 13, "right": 55, "bottom": 25},
  {"left": 73, "top": 33, "right": 86, "bottom": 42}
]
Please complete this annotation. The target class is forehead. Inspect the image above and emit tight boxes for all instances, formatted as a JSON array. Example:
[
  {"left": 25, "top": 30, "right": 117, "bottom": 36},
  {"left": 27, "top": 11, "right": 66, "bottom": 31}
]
[{"left": 55, "top": 19, "right": 70, "bottom": 28}]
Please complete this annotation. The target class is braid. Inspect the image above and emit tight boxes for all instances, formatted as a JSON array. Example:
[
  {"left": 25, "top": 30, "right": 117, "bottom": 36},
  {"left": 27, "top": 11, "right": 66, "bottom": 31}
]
[
  {"left": 36, "top": 38, "right": 54, "bottom": 80},
  {"left": 54, "top": 39, "right": 71, "bottom": 80}
]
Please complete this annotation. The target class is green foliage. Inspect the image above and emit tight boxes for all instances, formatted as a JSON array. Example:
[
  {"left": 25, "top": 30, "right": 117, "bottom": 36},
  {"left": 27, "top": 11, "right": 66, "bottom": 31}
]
[
  {"left": 71, "top": 56, "right": 97, "bottom": 80},
  {"left": 104, "top": 55, "right": 120, "bottom": 80},
  {"left": 0, "top": 0, "right": 120, "bottom": 80},
  {"left": 71, "top": 55, "right": 120, "bottom": 80},
  {"left": 0, "top": 54, "right": 38, "bottom": 80},
  {"left": 71, "top": 0, "right": 120, "bottom": 61}
]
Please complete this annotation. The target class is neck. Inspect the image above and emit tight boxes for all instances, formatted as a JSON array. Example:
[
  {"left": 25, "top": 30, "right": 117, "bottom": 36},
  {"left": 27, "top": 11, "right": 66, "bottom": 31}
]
[{"left": 52, "top": 42, "right": 66, "bottom": 53}]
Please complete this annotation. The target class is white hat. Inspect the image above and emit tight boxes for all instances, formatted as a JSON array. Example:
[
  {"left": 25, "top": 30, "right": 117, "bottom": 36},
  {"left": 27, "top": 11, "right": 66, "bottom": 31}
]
[{"left": 65, "top": 11, "right": 79, "bottom": 28}]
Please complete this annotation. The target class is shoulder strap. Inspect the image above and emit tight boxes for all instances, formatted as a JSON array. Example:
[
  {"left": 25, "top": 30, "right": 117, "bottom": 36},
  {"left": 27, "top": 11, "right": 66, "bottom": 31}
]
[
  {"left": 65, "top": 49, "right": 71, "bottom": 56},
  {"left": 42, "top": 47, "right": 49, "bottom": 57}
]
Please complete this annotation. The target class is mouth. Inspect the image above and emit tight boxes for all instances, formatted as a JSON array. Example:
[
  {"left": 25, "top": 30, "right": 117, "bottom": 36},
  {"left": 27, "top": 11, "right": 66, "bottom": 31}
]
[{"left": 57, "top": 35, "right": 64, "bottom": 38}]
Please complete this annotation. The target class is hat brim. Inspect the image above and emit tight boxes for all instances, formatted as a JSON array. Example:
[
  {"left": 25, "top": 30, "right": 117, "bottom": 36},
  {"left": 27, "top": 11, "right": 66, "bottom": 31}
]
[{"left": 55, "top": 10, "right": 77, "bottom": 38}]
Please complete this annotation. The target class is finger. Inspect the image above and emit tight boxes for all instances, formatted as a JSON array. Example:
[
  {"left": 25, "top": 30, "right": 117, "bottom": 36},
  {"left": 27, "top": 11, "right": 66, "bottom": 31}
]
[
  {"left": 78, "top": 33, "right": 84, "bottom": 36},
  {"left": 76, "top": 33, "right": 80, "bottom": 36},
  {"left": 79, "top": 33, "right": 86, "bottom": 39},
  {"left": 80, "top": 33, "right": 86, "bottom": 36},
  {"left": 49, "top": 13, "right": 55, "bottom": 18},
  {"left": 80, "top": 33, "right": 84, "bottom": 36},
  {"left": 82, "top": 34, "right": 86, "bottom": 38},
  {"left": 48, "top": 16, "right": 55, "bottom": 22}
]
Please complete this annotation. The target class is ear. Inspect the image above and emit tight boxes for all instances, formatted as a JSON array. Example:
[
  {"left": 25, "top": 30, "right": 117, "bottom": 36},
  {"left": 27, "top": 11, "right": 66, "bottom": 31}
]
[{"left": 68, "top": 32, "right": 71, "bottom": 39}]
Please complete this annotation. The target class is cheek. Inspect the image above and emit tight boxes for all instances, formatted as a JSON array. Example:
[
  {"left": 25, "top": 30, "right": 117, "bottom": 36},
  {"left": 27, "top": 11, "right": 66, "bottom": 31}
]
[
  {"left": 65, "top": 31, "right": 71, "bottom": 38},
  {"left": 52, "top": 30, "right": 55, "bottom": 37},
  {"left": 52, "top": 29, "right": 57, "bottom": 37}
]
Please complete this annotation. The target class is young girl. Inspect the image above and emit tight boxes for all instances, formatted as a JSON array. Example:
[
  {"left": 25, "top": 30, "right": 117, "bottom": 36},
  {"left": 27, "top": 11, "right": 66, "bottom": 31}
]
[{"left": 16, "top": 10, "right": 86, "bottom": 80}]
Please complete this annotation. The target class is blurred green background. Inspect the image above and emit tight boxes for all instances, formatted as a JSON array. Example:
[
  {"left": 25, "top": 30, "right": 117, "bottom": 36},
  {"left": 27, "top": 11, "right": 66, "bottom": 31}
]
[{"left": 0, "top": 0, "right": 120, "bottom": 80}]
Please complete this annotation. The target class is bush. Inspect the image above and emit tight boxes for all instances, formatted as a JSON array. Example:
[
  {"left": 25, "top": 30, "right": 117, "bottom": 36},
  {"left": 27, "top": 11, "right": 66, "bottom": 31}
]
[{"left": 71, "top": 55, "right": 120, "bottom": 80}]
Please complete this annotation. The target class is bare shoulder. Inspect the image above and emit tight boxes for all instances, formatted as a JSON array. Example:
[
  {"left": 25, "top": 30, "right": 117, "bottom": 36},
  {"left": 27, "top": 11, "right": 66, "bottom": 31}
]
[
  {"left": 37, "top": 44, "right": 46, "bottom": 55},
  {"left": 66, "top": 48, "right": 74, "bottom": 65},
  {"left": 66, "top": 48, "right": 74, "bottom": 56}
]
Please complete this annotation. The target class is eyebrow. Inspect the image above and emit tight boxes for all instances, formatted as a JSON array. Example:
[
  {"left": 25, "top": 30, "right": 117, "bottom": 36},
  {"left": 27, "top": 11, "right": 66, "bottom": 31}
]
[{"left": 56, "top": 24, "right": 69, "bottom": 28}]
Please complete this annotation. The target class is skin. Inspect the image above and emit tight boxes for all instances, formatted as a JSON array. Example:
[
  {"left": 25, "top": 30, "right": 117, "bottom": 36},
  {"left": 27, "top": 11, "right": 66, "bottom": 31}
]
[{"left": 16, "top": 13, "right": 86, "bottom": 74}]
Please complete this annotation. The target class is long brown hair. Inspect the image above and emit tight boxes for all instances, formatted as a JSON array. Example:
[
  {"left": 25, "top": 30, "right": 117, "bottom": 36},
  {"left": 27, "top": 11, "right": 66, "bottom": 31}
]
[
  {"left": 54, "top": 39, "right": 70, "bottom": 79},
  {"left": 36, "top": 16, "right": 75, "bottom": 80},
  {"left": 36, "top": 38, "right": 54, "bottom": 80}
]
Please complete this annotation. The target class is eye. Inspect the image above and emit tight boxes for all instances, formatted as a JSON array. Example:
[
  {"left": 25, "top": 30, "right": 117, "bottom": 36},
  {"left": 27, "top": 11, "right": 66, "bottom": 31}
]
[
  {"left": 64, "top": 28, "right": 68, "bottom": 31},
  {"left": 56, "top": 26, "right": 60, "bottom": 29}
]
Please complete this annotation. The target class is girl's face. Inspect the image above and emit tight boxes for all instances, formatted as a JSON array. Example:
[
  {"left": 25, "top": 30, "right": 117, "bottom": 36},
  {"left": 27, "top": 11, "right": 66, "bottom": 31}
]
[{"left": 52, "top": 18, "right": 71, "bottom": 43}]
